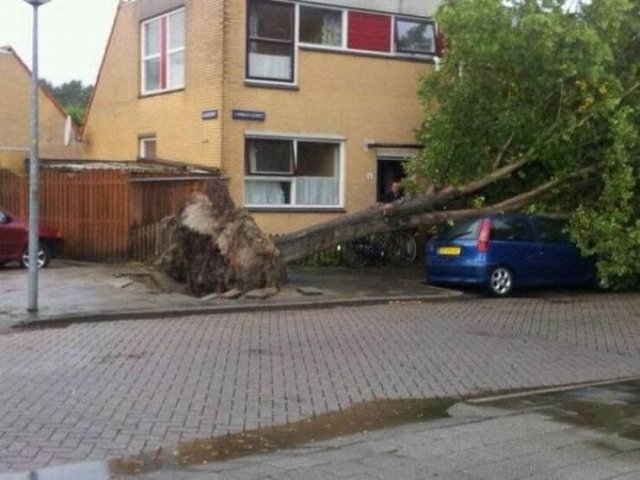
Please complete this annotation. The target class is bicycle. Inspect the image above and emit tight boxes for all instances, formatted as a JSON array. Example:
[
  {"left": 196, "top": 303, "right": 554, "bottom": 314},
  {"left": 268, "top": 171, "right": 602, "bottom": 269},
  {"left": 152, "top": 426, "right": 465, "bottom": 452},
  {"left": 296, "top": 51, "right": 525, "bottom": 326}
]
[{"left": 342, "top": 230, "right": 417, "bottom": 268}]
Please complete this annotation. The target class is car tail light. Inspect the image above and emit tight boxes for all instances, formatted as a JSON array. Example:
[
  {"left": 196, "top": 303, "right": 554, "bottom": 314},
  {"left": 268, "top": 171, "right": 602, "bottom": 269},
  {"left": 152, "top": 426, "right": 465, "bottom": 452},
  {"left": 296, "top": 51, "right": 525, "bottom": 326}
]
[{"left": 477, "top": 218, "right": 491, "bottom": 252}]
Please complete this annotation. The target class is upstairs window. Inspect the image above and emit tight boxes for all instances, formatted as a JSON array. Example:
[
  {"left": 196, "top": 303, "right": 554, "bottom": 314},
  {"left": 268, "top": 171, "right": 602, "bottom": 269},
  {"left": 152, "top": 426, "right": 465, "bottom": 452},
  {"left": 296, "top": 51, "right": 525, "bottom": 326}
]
[
  {"left": 395, "top": 18, "right": 436, "bottom": 54},
  {"left": 245, "top": 138, "right": 342, "bottom": 208},
  {"left": 300, "top": 6, "right": 343, "bottom": 47},
  {"left": 247, "top": 0, "right": 295, "bottom": 83},
  {"left": 141, "top": 9, "right": 185, "bottom": 94}
]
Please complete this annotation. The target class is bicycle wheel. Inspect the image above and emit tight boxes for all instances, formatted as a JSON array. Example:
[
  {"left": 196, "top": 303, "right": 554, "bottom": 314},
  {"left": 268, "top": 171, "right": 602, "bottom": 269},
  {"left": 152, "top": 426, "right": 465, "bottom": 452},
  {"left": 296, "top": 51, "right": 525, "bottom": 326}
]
[
  {"left": 386, "top": 232, "right": 417, "bottom": 267},
  {"left": 342, "top": 239, "right": 369, "bottom": 268}
]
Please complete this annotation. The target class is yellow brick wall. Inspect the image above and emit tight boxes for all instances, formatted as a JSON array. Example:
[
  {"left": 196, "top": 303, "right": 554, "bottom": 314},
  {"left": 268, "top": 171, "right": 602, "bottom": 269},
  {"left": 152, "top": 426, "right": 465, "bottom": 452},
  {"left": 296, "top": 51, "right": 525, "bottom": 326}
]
[
  {"left": 84, "top": 0, "right": 432, "bottom": 235},
  {"left": 0, "top": 50, "right": 83, "bottom": 172},
  {"left": 0, "top": 151, "right": 27, "bottom": 173},
  {"left": 221, "top": 2, "right": 432, "bottom": 234},
  {"left": 82, "top": 0, "right": 225, "bottom": 168}
]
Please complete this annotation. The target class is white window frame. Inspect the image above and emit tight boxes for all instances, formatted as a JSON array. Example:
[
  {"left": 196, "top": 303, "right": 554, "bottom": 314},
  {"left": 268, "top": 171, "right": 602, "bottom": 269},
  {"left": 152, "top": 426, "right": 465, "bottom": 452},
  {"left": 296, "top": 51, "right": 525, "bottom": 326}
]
[
  {"left": 140, "top": 8, "right": 186, "bottom": 96},
  {"left": 298, "top": 4, "right": 347, "bottom": 50},
  {"left": 296, "top": 4, "right": 435, "bottom": 60},
  {"left": 248, "top": 138, "right": 295, "bottom": 175},
  {"left": 393, "top": 16, "right": 437, "bottom": 56},
  {"left": 245, "top": 0, "right": 299, "bottom": 87},
  {"left": 244, "top": 134, "right": 345, "bottom": 210},
  {"left": 139, "top": 136, "right": 157, "bottom": 159}
]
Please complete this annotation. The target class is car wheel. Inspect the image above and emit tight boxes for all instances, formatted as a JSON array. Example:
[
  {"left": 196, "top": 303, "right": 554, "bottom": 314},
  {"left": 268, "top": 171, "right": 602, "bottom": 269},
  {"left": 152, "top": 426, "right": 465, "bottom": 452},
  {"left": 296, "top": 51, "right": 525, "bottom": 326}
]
[
  {"left": 488, "top": 267, "right": 514, "bottom": 296},
  {"left": 20, "top": 243, "right": 51, "bottom": 269}
]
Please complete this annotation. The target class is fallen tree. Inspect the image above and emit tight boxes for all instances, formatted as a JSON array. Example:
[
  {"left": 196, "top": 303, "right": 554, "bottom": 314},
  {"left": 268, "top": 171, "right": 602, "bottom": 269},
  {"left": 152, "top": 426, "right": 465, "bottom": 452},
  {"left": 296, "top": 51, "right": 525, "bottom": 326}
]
[
  {"left": 274, "top": 160, "right": 593, "bottom": 263},
  {"left": 157, "top": 160, "right": 592, "bottom": 297},
  {"left": 159, "top": 182, "right": 282, "bottom": 297},
  {"left": 158, "top": 0, "right": 638, "bottom": 295}
]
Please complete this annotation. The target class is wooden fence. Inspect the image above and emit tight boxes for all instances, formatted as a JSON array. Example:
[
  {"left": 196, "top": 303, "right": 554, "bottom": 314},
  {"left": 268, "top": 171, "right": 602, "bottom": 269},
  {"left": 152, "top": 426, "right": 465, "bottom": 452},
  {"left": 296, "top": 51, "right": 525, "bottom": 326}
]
[
  {"left": 129, "top": 178, "right": 209, "bottom": 225},
  {"left": 129, "top": 218, "right": 172, "bottom": 261},
  {"left": 0, "top": 167, "right": 211, "bottom": 261},
  {"left": 0, "top": 169, "right": 26, "bottom": 216},
  {"left": 40, "top": 169, "right": 131, "bottom": 260}
]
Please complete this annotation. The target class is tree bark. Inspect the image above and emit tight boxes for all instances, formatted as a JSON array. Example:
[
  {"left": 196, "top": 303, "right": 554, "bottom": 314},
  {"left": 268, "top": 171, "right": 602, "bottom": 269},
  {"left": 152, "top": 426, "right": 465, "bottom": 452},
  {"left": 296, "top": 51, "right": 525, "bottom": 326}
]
[
  {"left": 274, "top": 156, "right": 532, "bottom": 262},
  {"left": 159, "top": 181, "right": 283, "bottom": 296},
  {"left": 275, "top": 165, "right": 594, "bottom": 263}
]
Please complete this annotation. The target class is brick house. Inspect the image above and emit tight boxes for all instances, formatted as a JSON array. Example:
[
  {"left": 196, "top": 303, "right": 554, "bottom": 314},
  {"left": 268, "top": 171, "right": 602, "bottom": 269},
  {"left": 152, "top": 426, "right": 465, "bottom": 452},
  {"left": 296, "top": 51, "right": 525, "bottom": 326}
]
[
  {"left": 0, "top": 46, "right": 83, "bottom": 172},
  {"left": 83, "top": 0, "right": 441, "bottom": 234}
]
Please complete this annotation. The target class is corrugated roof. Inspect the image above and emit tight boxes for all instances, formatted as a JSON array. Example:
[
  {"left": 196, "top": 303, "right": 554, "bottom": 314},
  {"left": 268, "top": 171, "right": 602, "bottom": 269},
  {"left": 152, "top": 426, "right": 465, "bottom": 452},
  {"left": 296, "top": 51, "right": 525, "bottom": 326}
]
[{"left": 39, "top": 159, "right": 220, "bottom": 176}]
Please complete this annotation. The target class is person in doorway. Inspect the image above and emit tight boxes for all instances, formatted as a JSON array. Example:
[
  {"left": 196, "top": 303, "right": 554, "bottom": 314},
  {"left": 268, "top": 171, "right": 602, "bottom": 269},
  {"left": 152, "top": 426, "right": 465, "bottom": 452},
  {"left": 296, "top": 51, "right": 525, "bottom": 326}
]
[{"left": 380, "top": 180, "right": 404, "bottom": 204}]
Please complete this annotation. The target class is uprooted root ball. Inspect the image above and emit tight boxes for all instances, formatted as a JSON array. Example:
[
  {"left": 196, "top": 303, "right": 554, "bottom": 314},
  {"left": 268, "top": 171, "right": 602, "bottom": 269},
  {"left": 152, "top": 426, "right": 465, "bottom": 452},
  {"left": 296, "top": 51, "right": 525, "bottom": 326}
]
[{"left": 160, "top": 181, "right": 283, "bottom": 296}]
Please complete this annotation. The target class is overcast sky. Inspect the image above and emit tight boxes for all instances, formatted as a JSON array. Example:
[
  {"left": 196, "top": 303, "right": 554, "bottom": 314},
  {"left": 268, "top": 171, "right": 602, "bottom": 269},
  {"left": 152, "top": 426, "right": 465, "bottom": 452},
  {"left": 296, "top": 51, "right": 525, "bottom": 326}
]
[{"left": 0, "top": 0, "right": 120, "bottom": 86}]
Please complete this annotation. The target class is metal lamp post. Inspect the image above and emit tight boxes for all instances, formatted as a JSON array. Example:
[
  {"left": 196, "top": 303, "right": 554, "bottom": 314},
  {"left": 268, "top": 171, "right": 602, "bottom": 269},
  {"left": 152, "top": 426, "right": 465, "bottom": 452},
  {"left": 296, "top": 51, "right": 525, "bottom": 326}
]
[{"left": 23, "top": 0, "right": 52, "bottom": 313}]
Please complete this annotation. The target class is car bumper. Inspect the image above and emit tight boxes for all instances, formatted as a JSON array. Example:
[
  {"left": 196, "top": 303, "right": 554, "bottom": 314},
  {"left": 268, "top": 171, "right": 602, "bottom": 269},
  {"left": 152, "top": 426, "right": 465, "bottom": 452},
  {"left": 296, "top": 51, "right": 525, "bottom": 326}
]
[{"left": 426, "top": 262, "right": 490, "bottom": 285}]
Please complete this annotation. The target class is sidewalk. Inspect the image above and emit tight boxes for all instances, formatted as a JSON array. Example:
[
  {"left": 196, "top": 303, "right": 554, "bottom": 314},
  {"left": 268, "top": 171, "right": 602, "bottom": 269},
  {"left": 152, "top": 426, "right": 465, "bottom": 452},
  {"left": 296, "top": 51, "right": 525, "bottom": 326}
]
[
  {"left": 0, "top": 261, "right": 456, "bottom": 329},
  {"left": 7, "top": 378, "right": 640, "bottom": 479}
]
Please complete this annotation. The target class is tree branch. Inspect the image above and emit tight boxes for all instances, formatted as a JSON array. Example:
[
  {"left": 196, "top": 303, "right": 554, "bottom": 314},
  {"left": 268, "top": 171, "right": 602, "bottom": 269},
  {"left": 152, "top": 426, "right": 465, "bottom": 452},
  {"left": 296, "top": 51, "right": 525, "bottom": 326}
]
[
  {"left": 405, "top": 166, "right": 597, "bottom": 228},
  {"left": 492, "top": 132, "right": 515, "bottom": 169}
]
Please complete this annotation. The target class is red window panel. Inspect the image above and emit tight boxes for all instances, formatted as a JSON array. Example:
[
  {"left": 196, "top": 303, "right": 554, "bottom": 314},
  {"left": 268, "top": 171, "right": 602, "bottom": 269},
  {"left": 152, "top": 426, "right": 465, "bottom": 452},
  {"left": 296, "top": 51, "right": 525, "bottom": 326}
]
[
  {"left": 348, "top": 11, "right": 391, "bottom": 53},
  {"left": 160, "top": 16, "right": 168, "bottom": 89}
]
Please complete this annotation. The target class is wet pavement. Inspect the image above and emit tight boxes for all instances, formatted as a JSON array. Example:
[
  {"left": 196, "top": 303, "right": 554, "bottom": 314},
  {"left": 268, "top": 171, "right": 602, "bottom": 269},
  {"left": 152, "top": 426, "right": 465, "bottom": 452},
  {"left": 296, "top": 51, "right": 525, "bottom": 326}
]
[
  {"left": 116, "top": 379, "right": 640, "bottom": 479},
  {"left": 0, "top": 261, "right": 451, "bottom": 328},
  {"left": 6, "top": 379, "right": 640, "bottom": 479},
  {"left": 0, "top": 293, "right": 638, "bottom": 473}
]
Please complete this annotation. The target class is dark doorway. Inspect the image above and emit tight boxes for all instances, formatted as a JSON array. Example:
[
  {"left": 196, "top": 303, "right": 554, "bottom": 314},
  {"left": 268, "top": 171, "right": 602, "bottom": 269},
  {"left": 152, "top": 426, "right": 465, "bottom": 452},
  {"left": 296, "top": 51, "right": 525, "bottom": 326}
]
[{"left": 377, "top": 158, "right": 406, "bottom": 201}]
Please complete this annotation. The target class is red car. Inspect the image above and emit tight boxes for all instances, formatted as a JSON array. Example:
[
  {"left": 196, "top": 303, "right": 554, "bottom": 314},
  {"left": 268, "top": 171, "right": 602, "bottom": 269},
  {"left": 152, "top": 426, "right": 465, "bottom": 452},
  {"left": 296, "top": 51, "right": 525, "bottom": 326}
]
[{"left": 0, "top": 209, "right": 64, "bottom": 269}]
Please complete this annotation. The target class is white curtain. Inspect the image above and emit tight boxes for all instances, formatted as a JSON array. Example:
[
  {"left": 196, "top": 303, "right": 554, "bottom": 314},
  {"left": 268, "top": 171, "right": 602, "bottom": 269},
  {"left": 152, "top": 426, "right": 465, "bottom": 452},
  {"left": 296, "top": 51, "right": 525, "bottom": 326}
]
[
  {"left": 245, "top": 181, "right": 287, "bottom": 205},
  {"left": 249, "top": 52, "right": 291, "bottom": 80},
  {"left": 322, "top": 13, "right": 342, "bottom": 46},
  {"left": 296, "top": 177, "right": 339, "bottom": 206}
]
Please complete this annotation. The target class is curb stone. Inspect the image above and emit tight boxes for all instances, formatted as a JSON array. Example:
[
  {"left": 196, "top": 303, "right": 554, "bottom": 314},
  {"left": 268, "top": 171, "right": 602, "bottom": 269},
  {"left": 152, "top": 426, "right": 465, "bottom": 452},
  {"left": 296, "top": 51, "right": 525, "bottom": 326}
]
[{"left": 12, "top": 289, "right": 463, "bottom": 331}]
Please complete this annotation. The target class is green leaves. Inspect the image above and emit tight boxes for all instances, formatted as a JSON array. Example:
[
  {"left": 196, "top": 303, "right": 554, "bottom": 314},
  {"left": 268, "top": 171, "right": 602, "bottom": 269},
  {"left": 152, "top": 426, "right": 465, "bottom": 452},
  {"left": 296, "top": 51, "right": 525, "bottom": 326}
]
[{"left": 409, "top": 0, "right": 639, "bottom": 288}]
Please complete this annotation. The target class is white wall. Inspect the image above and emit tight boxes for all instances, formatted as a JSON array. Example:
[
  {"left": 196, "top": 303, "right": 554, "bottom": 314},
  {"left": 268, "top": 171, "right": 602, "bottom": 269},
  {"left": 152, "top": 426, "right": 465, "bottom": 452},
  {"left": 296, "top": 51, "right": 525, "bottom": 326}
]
[{"left": 309, "top": 0, "right": 439, "bottom": 17}]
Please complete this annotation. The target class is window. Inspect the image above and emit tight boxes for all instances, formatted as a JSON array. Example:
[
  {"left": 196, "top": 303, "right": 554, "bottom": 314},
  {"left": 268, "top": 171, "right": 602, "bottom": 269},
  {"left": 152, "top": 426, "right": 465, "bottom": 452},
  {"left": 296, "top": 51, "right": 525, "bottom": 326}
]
[
  {"left": 347, "top": 11, "right": 391, "bottom": 53},
  {"left": 141, "top": 9, "right": 185, "bottom": 94},
  {"left": 300, "top": 6, "right": 343, "bottom": 47},
  {"left": 245, "top": 138, "right": 341, "bottom": 207},
  {"left": 139, "top": 137, "right": 157, "bottom": 160},
  {"left": 536, "top": 217, "right": 571, "bottom": 243},
  {"left": 247, "top": 139, "right": 293, "bottom": 174},
  {"left": 395, "top": 18, "right": 436, "bottom": 54},
  {"left": 437, "top": 219, "right": 482, "bottom": 241},
  {"left": 490, "top": 217, "right": 534, "bottom": 242},
  {"left": 247, "top": 0, "right": 295, "bottom": 83}
]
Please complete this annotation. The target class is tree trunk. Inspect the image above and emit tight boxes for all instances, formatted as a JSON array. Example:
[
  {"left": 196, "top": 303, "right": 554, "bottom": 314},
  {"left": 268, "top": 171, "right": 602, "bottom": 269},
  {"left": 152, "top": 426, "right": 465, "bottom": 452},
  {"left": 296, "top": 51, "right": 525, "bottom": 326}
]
[
  {"left": 275, "top": 165, "right": 594, "bottom": 263},
  {"left": 158, "top": 164, "right": 591, "bottom": 296}
]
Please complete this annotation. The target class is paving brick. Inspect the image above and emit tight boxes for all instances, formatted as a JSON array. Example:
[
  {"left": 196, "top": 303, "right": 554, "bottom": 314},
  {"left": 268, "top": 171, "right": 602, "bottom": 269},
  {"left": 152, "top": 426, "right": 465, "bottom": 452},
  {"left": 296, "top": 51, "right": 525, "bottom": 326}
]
[{"left": 0, "top": 294, "right": 638, "bottom": 473}]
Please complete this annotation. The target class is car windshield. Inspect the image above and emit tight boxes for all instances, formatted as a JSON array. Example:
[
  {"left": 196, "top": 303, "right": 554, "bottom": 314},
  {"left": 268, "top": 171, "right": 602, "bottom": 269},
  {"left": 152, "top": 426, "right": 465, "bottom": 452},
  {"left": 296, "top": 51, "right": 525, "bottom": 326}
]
[{"left": 436, "top": 218, "right": 481, "bottom": 241}]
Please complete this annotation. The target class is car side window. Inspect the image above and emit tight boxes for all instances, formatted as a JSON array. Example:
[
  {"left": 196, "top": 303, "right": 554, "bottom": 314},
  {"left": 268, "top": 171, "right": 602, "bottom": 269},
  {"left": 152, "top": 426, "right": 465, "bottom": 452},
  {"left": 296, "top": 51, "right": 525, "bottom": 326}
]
[
  {"left": 536, "top": 217, "right": 571, "bottom": 243},
  {"left": 490, "top": 217, "right": 534, "bottom": 242}
]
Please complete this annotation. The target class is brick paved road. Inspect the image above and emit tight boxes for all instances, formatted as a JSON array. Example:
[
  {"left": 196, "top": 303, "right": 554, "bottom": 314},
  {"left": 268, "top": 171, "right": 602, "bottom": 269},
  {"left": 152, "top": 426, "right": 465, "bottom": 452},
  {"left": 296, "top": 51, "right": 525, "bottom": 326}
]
[{"left": 0, "top": 292, "right": 639, "bottom": 472}]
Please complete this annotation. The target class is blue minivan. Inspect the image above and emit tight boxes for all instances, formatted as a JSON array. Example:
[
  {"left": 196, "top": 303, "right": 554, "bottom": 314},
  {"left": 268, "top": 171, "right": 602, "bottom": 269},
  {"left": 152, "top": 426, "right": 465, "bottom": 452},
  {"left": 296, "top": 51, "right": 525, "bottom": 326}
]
[{"left": 425, "top": 214, "right": 597, "bottom": 296}]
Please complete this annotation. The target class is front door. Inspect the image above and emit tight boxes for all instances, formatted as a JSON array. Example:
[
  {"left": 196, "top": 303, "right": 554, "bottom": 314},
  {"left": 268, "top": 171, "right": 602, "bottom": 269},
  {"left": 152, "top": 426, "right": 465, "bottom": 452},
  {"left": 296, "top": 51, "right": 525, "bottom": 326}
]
[{"left": 377, "top": 158, "right": 406, "bottom": 202}]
